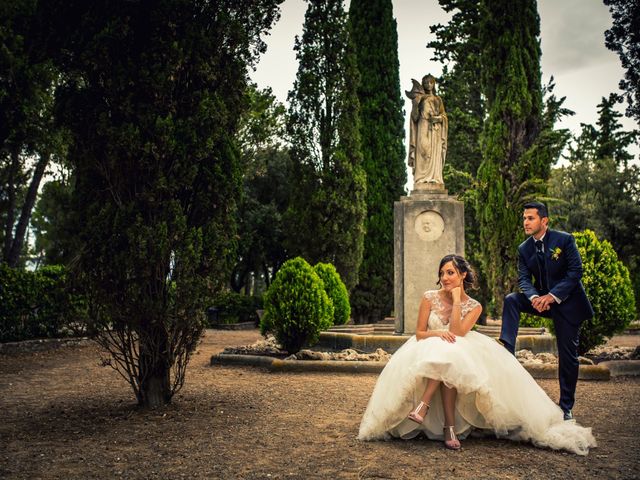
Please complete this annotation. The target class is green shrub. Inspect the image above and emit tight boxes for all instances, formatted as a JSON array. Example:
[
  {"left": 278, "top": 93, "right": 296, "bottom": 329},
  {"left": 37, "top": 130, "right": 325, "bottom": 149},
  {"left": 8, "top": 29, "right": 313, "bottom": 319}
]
[
  {"left": 260, "top": 257, "right": 333, "bottom": 354},
  {"left": 0, "top": 264, "right": 88, "bottom": 342},
  {"left": 206, "top": 291, "right": 263, "bottom": 325},
  {"left": 572, "top": 230, "right": 636, "bottom": 354},
  {"left": 314, "top": 262, "right": 350, "bottom": 325}
]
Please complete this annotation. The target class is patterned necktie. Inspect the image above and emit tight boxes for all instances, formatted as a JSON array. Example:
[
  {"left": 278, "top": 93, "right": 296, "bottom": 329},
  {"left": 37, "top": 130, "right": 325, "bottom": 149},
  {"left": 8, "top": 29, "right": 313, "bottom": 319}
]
[{"left": 535, "top": 240, "right": 547, "bottom": 291}]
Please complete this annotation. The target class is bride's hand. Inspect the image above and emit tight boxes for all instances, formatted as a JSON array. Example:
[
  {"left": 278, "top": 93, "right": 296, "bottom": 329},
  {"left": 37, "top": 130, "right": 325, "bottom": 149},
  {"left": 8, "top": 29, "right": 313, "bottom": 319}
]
[
  {"left": 439, "top": 331, "right": 456, "bottom": 343},
  {"left": 450, "top": 286, "right": 462, "bottom": 303}
]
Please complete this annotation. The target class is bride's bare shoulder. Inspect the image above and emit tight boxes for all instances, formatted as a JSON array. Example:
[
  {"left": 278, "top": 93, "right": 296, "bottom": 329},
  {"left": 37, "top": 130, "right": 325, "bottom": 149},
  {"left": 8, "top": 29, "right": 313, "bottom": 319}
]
[{"left": 423, "top": 290, "right": 439, "bottom": 299}]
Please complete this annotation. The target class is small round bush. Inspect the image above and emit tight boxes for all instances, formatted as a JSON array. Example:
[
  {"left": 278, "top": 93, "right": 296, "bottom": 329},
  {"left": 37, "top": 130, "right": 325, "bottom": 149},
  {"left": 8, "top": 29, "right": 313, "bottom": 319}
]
[
  {"left": 572, "top": 230, "right": 636, "bottom": 354},
  {"left": 314, "top": 262, "right": 350, "bottom": 325},
  {"left": 260, "top": 257, "right": 334, "bottom": 354}
]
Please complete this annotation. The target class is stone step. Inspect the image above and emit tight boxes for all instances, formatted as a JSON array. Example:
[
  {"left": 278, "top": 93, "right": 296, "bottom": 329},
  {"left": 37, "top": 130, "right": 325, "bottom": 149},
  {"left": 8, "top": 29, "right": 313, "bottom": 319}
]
[{"left": 474, "top": 325, "right": 546, "bottom": 337}]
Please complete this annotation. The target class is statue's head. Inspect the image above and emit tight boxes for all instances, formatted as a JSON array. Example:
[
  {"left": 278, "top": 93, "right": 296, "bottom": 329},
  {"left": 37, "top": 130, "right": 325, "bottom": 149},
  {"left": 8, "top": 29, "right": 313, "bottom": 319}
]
[{"left": 422, "top": 74, "right": 437, "bottom": 93}]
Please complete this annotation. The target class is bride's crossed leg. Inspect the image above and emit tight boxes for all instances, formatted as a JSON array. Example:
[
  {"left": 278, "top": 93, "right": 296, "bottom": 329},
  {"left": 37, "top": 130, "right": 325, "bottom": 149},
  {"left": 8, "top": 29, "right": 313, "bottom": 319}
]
[{"left": 408, "top": 378, "right": 461, "bottom": 450}]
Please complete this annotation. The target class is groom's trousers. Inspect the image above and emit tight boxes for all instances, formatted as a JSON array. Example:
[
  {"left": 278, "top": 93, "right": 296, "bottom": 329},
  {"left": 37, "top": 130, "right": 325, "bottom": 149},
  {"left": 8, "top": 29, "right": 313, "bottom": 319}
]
[{"left": 501, "top": 292, "right": 582, "bottom": 413}]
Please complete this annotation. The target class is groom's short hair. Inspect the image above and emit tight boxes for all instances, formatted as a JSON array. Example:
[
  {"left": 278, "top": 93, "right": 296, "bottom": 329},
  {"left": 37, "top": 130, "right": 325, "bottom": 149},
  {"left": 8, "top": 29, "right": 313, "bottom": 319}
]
[{"left": 523, "top": 201, "right": 549, "bottom": 218}]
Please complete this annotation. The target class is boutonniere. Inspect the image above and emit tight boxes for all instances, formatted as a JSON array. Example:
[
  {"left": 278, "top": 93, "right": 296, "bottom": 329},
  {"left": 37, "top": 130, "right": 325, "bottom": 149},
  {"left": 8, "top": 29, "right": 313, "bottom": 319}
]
[{"left": 551, "top": 247, "right": 562, "bottom": 260}]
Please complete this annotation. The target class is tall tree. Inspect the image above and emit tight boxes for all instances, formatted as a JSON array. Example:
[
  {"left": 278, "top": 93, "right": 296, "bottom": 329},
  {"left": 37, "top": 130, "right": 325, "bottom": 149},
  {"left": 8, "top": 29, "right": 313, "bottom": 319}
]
[
  {"left": 348, "top": 0, "right": 406, "bottom": 323},
  {"left": 549, "top": 94, "right": 640, "bottom": 308},
  {"left": 233, "top": 85, "right": 291, "bottom": 293},
  {"left": 51, "top": 0, "right": 282, "bottom": 407},
  {"left": 0, "top": 0, "right": 64, "bottom": 267},
  {"left": 604, "top": 0, "right": 640, "bottom": 125},
  {"left": 286, "top": 0, "right": 366, "bottom": 292},
  {"left": 475, "top": 0, "right": 547, "bottom": 314}
]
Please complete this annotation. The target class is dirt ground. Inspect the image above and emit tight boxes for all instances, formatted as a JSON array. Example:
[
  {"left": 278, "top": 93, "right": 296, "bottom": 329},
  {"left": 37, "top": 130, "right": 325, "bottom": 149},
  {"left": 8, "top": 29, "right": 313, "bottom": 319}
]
[{"left": 1, "top": 330, "right": 638, "bottom": 480}]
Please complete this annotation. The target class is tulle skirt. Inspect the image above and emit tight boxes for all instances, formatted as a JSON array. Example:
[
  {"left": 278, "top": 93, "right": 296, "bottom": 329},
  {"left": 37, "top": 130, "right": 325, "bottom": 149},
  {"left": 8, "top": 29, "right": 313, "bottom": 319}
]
[{"left": 357, "top": 331, "right": 596, "bottom": 455}]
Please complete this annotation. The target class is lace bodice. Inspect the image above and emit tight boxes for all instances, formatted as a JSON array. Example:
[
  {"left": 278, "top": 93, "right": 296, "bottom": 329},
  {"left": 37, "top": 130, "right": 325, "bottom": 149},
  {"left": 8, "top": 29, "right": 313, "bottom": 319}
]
[{"left": 423, "top": 290, "right": 480, "bottom": 331}]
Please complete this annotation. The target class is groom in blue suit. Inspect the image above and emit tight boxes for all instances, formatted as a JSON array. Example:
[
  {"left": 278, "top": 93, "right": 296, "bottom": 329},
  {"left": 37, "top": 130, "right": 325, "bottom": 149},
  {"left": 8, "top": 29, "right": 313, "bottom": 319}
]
[{"left": 500, "top": 201, "right": 594, "bottom": 420}]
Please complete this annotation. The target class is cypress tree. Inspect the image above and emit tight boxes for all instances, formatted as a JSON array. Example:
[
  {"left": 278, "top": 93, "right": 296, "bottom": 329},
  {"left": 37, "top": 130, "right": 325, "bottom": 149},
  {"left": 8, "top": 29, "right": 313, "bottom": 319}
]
[
  {"left": 51, "top": 0, "right": 282, "bottom": 407},
  {"left": 475, "top": 0, "right": 546, "bottom": 314},
  {"left": 286, "top": 0, "right": 366, "bottom": 292},
  {"left": 348, "top": 0, "right": 406, "bottom": 323}
]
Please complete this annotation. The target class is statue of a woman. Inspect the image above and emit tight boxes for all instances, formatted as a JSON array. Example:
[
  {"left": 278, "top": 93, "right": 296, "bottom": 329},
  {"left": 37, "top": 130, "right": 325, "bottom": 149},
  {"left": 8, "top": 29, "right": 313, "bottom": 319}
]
[{"left": 406, "top": 74, "right": 448, "bottom": 189}]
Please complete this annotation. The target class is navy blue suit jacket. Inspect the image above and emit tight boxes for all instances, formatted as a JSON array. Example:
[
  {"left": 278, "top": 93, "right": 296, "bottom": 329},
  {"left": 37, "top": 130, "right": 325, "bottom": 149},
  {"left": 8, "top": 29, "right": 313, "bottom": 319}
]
[{"left": 517, "top": 229, "right": 594, "bottom": 324}]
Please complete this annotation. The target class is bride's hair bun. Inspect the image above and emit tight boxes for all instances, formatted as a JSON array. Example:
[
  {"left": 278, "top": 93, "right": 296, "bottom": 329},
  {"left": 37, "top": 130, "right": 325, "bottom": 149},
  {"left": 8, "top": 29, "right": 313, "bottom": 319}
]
[{"left": 437, "top": 254, "right": 478, "bottom": 290}]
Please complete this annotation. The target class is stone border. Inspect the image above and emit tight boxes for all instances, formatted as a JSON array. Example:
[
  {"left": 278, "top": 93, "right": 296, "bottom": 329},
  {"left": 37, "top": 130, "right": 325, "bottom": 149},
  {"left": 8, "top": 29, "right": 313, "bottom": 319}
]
[
  {"left": 317, "top": 332, "right": 559, "bottom": 355},
  {"left": 210, "top": 353, "right": 619, "bottom": 380},
  {"left": 0, "top": 337, "right": 93, "bottom": 354},
  {"left": 209, "top": 321, "right": 257, "bottom": 331}
]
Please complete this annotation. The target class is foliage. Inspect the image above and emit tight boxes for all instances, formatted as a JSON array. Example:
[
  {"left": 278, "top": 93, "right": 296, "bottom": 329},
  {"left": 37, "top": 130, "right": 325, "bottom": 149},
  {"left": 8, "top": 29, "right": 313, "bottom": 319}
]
[
  {"left": 347, "top": 0, "right": 406, "bottom": 323},
  {"left": 314, "top": 262, "right": 350, "bottom": 325},
  {"left": 30, "top": 175, "right": 78, "bottom": 266},
  {"left": 206, "top": 291, "right": 263, "bottom": 325},
  {"left": 0, "top": 264, "right": 87, "bottom": 342},
  {"left": 604, "top": 0, "right": 640, "bottom": 124},
  {"left": 285, "top": 0, "right": 366, "bottom": 292},
  {"left": 260, "top": 257, "right": 333, "bottom": 354},
  {"left": 0, "top": 0, "right": 67, "bottom": 267},
  {"left": 549, "top": 94, "right": 640, "bottom": 309},
  {"left": 47, "top": 0, "right": 282, "bottom": 407},
  {"left": 574, "top": 230, "right": 635, "bottom": 355},
  {"left": 233, "top": 85, "right": 292, "bottom": 293}
]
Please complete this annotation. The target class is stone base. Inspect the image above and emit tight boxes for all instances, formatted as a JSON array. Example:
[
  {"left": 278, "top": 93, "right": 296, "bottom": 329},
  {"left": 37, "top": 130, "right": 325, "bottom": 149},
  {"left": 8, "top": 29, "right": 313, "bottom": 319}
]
[{"left": 394, "top": 192, "right": 464, "bottom": 334}]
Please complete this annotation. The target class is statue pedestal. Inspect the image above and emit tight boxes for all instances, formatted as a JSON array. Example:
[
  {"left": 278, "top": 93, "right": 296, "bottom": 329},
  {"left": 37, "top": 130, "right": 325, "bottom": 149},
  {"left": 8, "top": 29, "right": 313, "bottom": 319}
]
[{"left": 394, "top": 190, "right": 464, "bottom": 334}]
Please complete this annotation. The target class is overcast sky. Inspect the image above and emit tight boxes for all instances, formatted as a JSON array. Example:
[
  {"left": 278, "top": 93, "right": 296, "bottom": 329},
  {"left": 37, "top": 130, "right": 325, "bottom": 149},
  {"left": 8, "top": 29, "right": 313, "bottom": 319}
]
[{"left": 250, "top": 0, "right": 638, "bottom": 169}]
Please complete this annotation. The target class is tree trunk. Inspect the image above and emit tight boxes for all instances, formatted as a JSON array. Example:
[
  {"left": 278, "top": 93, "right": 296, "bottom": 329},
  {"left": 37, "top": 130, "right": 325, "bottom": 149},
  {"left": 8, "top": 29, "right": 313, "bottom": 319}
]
[
  {"left": 137, "top": 323, "right": 172, "bottom": 408},
  {"left": 8, "top": 152, "right": 50, "bottom": 267},
  {"left": 3, "top": 149, "right": 20, "bottom": 261}
]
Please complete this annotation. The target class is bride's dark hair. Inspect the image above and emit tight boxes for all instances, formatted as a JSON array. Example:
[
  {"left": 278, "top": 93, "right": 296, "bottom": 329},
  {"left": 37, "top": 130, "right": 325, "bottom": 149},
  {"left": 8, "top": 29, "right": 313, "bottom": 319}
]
[{"left": 437, "top": 254, "right": 478, "bottom": 290}]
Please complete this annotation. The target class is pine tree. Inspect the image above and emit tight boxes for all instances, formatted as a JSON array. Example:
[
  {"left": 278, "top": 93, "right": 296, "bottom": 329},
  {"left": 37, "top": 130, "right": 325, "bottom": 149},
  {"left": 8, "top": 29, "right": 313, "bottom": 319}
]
[
  {"left": 348, "top": 0, "right": 406, "bottom": 323},
  {"left": 286, "top": 0, "right": 366, "bottom": 292},
  {"left": 475, "top": 0, "right": 546, "bottom": 314}
]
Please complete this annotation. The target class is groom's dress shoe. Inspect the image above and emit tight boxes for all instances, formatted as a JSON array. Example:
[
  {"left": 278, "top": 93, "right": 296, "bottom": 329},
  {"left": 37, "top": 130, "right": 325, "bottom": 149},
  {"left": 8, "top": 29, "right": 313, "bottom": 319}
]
[{"left": 563, "top": 410, "right": 573, "bottom": 421}]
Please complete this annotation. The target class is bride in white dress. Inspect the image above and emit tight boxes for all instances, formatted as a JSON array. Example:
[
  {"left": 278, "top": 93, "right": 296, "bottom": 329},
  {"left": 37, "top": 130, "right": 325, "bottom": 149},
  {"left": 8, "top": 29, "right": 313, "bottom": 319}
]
[{"left": 358, "top": 255, "right": 596, "bottom": 455}]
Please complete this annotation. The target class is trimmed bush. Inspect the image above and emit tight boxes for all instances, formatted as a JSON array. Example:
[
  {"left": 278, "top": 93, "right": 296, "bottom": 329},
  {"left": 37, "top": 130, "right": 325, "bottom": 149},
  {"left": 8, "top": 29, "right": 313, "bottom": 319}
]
[
  {"left": 0, "top": 264, "right": 88, "bottom": 342},
  {"left": 206, "top": 291, "right": 262, "bottom": 325},
  {"left": 573, "top": 230, "right": 636, "bottom": 354},
  {"left": 314, "top": 262, "right": 350, "bottom": 325},
  {"left": 260, "top": 257, "right": 333, "bottom": 354}
]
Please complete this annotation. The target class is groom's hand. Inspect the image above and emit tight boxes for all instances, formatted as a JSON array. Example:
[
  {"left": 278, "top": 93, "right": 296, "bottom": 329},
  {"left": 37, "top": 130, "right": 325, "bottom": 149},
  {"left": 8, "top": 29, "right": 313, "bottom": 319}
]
[{"left": 532, "top": 294, "right": 555, "bottom": 312}]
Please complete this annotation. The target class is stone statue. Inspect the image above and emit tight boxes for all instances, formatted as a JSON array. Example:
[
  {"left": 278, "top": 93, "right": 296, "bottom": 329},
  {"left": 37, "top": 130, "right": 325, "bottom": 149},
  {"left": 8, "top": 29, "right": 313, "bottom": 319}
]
[{"left": 406, "top": 74, "right": 448, "bottom": 189}]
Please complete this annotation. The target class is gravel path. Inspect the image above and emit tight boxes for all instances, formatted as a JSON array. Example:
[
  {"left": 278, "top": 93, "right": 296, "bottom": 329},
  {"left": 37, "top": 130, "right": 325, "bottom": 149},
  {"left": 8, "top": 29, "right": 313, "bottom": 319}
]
[{"left": 1, "top": 329, "right": 638, "bottom": 479}]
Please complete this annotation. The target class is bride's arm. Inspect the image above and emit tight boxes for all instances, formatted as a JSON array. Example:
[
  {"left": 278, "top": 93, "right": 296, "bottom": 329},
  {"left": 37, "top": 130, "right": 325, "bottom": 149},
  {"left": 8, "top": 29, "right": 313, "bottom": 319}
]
[
  {"left": 449, "top": 303, "right": 482, "bottom": 336},
  {"left": 415, "top": 297, "right": 433, "bottom": 340}
]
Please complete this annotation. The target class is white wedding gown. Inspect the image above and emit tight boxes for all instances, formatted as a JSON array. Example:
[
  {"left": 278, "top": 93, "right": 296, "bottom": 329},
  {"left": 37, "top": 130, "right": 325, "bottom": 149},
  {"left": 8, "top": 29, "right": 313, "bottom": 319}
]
[{"left": 358, "top": 290, "right": 596, "bottom": 455}]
